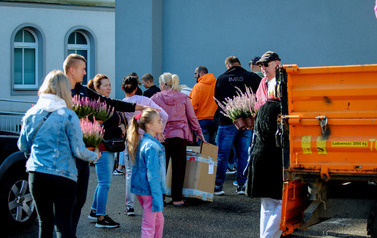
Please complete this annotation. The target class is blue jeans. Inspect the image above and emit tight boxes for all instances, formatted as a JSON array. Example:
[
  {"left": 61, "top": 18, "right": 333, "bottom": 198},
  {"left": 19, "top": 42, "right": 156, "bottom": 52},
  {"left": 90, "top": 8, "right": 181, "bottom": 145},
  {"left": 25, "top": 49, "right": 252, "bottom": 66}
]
[
  {"left": 91, "top": 151, "right": 114, "bottom": 215},
  {"left": 199, "top": 119, "right": 218, "bottom": 145},
  {"left": 120, "top": 145, "right": 135, "bottom": 208},
  {"left": 215, "top": 124, "right": 252, "bottom": 188}
]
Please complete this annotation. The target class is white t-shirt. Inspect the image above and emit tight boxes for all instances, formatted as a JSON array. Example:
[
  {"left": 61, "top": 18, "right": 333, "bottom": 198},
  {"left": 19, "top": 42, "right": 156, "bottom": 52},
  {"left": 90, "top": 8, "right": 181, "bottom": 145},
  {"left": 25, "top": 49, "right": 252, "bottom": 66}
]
[{"left": 267, "top": 77, "right": 277, "bottom": 99}]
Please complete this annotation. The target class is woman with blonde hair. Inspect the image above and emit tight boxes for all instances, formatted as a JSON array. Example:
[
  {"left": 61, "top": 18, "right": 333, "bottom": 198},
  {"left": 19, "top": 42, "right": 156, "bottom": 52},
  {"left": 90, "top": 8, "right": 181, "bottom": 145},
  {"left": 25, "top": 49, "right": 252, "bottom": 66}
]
[
  {"left": 18, "top": 70, "right": 99, "bottom": 238},
  {"left": 151, "top": 72, "right": 205, "bottom": 206}
]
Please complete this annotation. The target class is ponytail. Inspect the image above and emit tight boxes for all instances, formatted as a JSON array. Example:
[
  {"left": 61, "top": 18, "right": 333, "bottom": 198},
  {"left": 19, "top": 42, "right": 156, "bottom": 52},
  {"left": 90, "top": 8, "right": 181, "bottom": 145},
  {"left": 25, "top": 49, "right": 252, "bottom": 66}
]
[
  {"left": 159, "top": 72, "right": 182, "bottom": 91},
  {"left": 127, "top": 117, "right": 140, "bottom": 164},
  {"left": 171, "top": 74, "right": 181, "bottom": 91}
]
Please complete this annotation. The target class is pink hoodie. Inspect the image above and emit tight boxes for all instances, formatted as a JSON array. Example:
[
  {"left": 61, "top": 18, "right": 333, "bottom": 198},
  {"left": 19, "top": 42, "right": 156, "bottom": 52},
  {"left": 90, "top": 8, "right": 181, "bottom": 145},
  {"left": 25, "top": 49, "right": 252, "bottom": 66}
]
[{"left": 151, "top": 89, "right": 203, "bottom": 142}]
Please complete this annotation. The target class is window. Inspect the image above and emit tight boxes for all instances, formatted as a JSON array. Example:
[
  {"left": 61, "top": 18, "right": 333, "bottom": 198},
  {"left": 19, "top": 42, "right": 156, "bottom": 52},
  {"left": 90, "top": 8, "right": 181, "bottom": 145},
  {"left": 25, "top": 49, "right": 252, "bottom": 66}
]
[
  {"left": 13, "top": 28, "right": 38, "bottom": 89},
  {"left": 67, "top": 31, "right": 90, "bottom": 84}
]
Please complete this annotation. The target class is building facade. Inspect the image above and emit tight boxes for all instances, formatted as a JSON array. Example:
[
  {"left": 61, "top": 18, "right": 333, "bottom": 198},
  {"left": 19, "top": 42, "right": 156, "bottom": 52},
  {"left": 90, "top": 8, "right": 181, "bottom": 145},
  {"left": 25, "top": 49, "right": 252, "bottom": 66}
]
[
  {"left": 0, "top": 0, "right": 115, "bottom": 112},
  {"left": 115, "top": 0, "right": 377, "bottom": 98}
]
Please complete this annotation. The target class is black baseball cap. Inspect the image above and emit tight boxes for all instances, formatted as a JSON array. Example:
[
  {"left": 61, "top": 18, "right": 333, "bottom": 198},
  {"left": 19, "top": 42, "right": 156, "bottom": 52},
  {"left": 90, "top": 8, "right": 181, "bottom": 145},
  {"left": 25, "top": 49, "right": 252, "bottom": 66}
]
[
  {"left": 256, "top": 51, "right": 281, "bottom": 65},
  {"left": 249, "top": 56, "right": 261, "bottom": 66}
]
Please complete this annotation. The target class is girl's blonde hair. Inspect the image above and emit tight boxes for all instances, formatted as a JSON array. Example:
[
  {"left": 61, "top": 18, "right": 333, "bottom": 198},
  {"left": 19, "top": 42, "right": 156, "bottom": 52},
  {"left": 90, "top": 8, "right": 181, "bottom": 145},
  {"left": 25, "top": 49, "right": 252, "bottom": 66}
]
[
  {"left": 159, "top": 72, "right": 182, "bottom": 91},
  {"left": 38, "top": 70, "right": 73, "bottom": 109},
  {"left": 127, "top": 108, "right": 160, "bottom": 163}
]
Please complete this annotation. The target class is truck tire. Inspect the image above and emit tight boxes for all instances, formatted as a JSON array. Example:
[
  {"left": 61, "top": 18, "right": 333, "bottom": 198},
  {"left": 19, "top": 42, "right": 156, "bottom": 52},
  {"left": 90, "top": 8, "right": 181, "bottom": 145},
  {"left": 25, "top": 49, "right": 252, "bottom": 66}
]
[
  {"left": 367, "top": 202, "right": 377, "bottom": 238},
  {"left": 0, "top": 169, "right": 36, "bottom": 229}
]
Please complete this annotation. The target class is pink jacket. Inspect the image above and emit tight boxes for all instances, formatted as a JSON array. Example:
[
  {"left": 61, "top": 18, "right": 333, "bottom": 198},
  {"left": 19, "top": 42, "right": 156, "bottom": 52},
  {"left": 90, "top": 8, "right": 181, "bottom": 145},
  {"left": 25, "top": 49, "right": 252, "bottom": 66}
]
[{"left": 151, "top": 90, "right": 203, "bottom": 142}]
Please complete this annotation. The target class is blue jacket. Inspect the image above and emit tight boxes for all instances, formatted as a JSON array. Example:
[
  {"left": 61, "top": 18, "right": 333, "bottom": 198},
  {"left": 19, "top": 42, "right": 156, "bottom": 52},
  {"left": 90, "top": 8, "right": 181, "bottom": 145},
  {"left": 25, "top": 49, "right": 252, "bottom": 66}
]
[
  {"left": 131, "top": 133, "right": 166, "bottom": 212},
  {"left": 18, "top": 94, "right": 98, "bottom": 182}
]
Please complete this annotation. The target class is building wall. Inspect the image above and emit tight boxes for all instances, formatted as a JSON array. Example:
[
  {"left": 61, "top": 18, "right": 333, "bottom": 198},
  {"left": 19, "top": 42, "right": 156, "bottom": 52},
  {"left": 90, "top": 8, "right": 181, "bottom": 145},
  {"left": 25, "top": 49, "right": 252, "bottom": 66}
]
[
  {"left": 0, "top": 2, "right": 115, "bottom": 112},
  {"left": 116, "top": 0, "right": 377, "bottom": 98}
]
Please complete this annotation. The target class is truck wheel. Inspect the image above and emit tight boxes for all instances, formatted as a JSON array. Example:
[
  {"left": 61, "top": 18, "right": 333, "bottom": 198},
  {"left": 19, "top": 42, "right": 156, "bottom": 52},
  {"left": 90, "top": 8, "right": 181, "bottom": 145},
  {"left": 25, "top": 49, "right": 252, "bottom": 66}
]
[
  {"left": 0, "top": 170, "right": 37, "bottom": 229},
  {"left": 367, "top": 202, "right": 377, "bottom": 238}
]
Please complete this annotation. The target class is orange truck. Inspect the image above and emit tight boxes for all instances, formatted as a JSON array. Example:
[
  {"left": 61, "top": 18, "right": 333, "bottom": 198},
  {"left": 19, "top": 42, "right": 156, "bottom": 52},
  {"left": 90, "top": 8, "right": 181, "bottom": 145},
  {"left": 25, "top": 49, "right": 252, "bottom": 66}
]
[{"left": 276, "top": 64, "right": 377, "bottom": 237}]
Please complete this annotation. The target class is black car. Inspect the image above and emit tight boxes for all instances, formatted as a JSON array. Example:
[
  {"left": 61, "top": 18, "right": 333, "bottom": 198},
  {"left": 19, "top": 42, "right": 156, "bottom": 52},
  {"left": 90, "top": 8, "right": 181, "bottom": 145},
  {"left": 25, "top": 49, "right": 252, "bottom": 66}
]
[{"left": 0, "top": 130, "right": 36, "bottom": 230}]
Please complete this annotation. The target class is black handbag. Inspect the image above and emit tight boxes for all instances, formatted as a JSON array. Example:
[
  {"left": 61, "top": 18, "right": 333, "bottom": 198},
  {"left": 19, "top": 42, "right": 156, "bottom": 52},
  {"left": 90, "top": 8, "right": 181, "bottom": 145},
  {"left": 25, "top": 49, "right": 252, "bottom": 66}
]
[
  {"left": 103, "top": 138, "right": 126, "bottom": 152},
  {"left": 103, "top": 112, "right": 126, "bottom": 152}
]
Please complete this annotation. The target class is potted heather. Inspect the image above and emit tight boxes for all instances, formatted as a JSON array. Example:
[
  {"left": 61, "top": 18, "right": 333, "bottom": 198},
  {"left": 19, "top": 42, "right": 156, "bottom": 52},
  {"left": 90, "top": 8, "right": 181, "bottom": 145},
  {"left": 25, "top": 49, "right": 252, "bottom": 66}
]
[
  {"left": 72, "top": 95, "right": 114, "bottom": 123},
  {"left": 79, "top": 117, "right": 105, "bottom": 150},
  {"left": 215, "top": 86, "right": 256, "bottom": 130},
  {"left": 92, "top": 98, "right": 114, "bottom": 124}
]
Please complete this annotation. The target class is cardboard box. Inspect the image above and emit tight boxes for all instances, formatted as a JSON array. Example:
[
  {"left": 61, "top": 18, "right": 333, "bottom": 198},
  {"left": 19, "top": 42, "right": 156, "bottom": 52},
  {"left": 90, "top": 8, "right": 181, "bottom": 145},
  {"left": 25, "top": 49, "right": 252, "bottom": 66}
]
[{"left": 166, "top": 143, "right": 218, "bottom": 202}]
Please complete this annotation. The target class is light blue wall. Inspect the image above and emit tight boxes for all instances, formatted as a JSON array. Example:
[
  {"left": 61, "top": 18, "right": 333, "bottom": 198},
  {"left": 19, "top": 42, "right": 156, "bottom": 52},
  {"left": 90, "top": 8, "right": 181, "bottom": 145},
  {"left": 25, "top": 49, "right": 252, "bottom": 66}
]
[
  {"left": 115, "top": 0, "right": 162, "bottom": 98},
  {"left": 116, "top": 0, "right": 377, "bottom": 98}
]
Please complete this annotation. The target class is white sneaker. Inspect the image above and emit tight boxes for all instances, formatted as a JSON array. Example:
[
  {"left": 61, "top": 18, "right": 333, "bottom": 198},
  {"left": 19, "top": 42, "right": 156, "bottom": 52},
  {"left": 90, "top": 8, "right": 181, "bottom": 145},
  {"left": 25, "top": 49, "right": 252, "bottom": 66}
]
[{"left": 112, "top": 169, "right": 124, "bottom": 176}]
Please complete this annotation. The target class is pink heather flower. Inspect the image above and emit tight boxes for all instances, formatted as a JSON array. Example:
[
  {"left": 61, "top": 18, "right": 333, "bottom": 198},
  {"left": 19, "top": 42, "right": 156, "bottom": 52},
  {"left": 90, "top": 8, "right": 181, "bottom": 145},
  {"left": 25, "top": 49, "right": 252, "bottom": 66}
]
[
  {"left": 72, "top": 95, "right": 114, "bottom": 122},
  {"left": 79, "top": 117, "right": 105, "bottom": 148},
  {"left": 214, "top": 85, "right": 256, "bottom": 121}
]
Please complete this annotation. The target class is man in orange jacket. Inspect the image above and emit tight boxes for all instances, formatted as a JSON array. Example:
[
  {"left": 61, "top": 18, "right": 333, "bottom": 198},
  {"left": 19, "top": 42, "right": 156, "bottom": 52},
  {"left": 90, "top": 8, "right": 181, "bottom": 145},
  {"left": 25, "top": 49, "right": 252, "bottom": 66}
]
[{"left": 190, "top": 66, "right": 218, "bottom": 145}]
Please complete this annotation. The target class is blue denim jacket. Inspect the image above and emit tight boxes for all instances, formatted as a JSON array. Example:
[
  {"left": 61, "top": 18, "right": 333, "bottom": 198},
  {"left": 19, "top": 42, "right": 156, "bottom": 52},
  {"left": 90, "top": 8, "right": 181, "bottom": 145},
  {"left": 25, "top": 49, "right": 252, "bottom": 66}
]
[
  {"left": 131, "top": 133, "right": 166, "bottom": 212},
  {"left": 18, "top": 94, "right": 97, "bottom": 182}
]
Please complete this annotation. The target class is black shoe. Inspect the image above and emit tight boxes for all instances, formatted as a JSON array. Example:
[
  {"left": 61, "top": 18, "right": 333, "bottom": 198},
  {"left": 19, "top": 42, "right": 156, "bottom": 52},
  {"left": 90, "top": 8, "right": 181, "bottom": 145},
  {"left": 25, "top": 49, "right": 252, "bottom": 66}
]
[
  {"left": 95, "top": 215, "right": 120, "bottom": 228},
  {"left": 226, "top": 167, "right": 237, "bottom": 175},
  {"left": 214, "top": 187, "right": 225, "bottom": 196},
  {"left": 88, "top": 210, "right": 98, "bottom": 221},
  {"left": 125, "top": 207, "right": 135, "bottom": 216},
  {"left": 236, "top": 185, "right": 246, "bottom": 195}
]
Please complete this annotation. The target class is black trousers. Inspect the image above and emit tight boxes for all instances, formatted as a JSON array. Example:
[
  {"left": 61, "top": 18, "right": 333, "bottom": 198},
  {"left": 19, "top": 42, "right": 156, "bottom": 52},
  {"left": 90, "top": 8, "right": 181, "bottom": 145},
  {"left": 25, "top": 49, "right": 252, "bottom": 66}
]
[
  {"left": 29, "top": 172, "right": 77, "bottom": 238},
  {"left": 165, "top": 137, "right": 187, "bottom": 202},
  {"left": 71, "top": 159, "right": 90, "bottom": 236}
]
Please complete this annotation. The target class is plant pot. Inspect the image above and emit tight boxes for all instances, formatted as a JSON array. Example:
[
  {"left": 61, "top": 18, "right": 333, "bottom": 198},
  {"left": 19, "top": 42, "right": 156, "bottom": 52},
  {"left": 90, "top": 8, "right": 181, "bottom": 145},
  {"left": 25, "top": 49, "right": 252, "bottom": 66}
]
[
  {"left": 233, "top": 118, "right": 246, "bottom": 130},
  {"left": 86, "top": 146, "right": 96, "bottom": 151},
  {"left": 96, "top": 120, "right": 104, "bottom": 125},
  {"left": 245, "top": 117, "right": 255, "bottom": 129}
]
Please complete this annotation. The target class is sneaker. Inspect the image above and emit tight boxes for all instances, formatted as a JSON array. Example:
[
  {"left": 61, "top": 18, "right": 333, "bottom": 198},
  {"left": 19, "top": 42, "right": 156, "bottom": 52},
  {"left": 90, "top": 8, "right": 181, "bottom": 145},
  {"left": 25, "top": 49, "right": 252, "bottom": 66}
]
[
  {"left": 125, "top": 207, "right": 135, "bottom": 216},
  {"left": 233, "top": 181, "right": 238, "bottom": 187},
  {"left": 214, "top": 187, "right": 225, "bottom": 196},
  {"left": 95, "top": 215, "right": 120, "bottom": 228},
  {"left": 88, "top": 210, "right": 98, "bottom": 221},
  {"left": 226, "top": 167, "right": 237, "bottom": 175},
  {"left": 112, "top": 169, "right": 124, "bottom": 176},
  {"left": 236, "top": 185, "right": 246, "bottom": 195}
]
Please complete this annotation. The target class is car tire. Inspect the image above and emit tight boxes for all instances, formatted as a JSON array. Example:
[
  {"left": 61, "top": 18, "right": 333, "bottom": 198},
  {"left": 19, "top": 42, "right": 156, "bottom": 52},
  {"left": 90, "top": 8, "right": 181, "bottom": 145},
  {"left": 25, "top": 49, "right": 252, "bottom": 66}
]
[
  {"left": 367, "top": 202, "right": 377, "bottom": 238},
  {"left": 0, "top": 169, "right": 37, "bottom": 229}
]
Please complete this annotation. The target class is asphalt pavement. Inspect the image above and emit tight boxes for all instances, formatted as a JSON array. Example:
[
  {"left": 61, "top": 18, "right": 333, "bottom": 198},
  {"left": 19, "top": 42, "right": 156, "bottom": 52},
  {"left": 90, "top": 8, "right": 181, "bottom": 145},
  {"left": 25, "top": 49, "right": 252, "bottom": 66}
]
[{"left": 7, "top": 166, "right": 370, "bottom": 238}]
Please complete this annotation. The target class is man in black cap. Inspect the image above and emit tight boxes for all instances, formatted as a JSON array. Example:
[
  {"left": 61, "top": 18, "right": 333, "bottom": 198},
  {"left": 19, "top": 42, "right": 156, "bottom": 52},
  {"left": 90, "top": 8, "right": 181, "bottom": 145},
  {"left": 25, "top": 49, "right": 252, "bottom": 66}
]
[
  {"left": 255, "top": 51, "right": 281, "bottom": 110},
  {"left": 249, "top": 50, "right": 283, "bottom": 237},
  {"left": 249, "top": 56, "right": 264, "bottom": 78}
]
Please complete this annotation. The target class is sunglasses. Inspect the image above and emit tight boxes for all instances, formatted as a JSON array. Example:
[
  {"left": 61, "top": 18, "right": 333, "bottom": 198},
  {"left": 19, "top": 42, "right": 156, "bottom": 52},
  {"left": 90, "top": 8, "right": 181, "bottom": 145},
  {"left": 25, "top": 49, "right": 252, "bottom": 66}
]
[{"left": 259, "top": 62, "right": 269, "bottom": 67}]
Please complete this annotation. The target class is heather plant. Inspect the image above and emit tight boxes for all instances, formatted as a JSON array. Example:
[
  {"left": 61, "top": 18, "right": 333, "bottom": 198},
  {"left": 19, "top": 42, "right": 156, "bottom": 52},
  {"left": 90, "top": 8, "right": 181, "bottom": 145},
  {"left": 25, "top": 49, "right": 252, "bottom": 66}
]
[
  {"left": 79, "top": 117, "right": 105, "bottom": 148},
  {"left": 215, "top": 86, "right": 256, "bottom": 121},
  {"left": 72, "top": 95, "right": 114, "bottom": 122},
  {"left": 72, "top": 95, "right": 93, "bottom": 118},
  {"left": 92, "top": 98, "right": 114, "bottom": 122}
]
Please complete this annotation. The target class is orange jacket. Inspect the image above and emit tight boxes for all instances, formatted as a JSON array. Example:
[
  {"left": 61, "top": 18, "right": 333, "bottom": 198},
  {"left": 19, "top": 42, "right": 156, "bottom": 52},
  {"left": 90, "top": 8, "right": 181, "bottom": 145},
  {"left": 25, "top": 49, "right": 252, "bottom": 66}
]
[{"left": 189, "top": 73, "right": 218, "bottom": 120}]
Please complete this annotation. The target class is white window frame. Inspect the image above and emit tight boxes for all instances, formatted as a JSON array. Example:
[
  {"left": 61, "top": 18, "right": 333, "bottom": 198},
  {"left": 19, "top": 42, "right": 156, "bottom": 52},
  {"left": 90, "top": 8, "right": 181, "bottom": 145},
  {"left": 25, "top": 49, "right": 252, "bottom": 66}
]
[
  {"left": 13, "top": 28, "right": 38, "bottom": 90},
  {"left": 67, "top": 30, "right": 91, "bottom": 83}
]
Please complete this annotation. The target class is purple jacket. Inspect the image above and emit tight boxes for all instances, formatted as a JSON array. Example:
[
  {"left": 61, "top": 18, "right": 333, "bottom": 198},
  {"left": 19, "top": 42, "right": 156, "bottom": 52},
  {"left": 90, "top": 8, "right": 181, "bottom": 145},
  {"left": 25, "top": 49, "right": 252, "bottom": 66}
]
[{"left": 151, "top": 89, "right": 203, "bottom": 142}]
